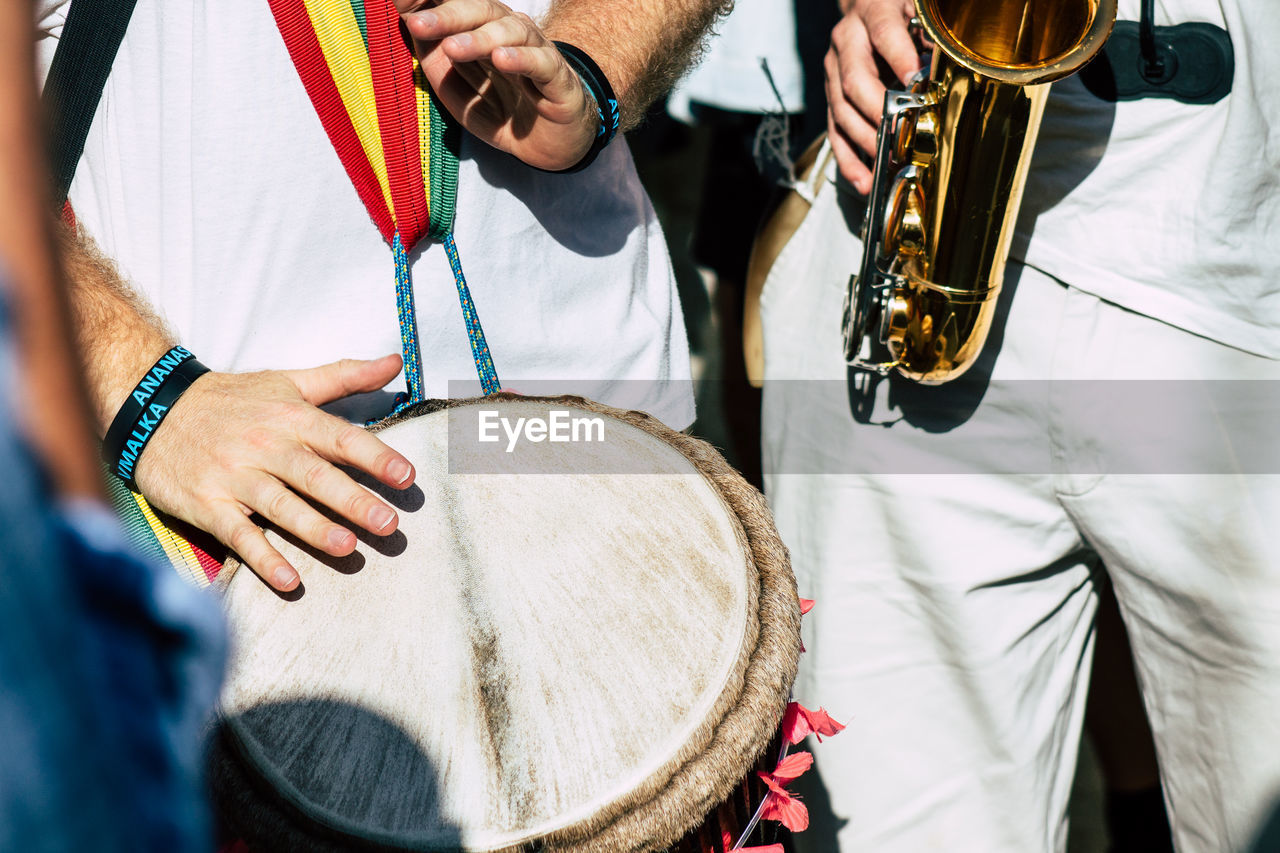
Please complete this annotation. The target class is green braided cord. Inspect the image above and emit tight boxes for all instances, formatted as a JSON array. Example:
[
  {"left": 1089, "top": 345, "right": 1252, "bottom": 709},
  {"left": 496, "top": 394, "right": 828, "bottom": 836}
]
[
  {"left": 348, "top": 0, "right": 368, "bottom": 48},
  {"left": 426, "top": 87, "right": 460, "bottom": 241}
]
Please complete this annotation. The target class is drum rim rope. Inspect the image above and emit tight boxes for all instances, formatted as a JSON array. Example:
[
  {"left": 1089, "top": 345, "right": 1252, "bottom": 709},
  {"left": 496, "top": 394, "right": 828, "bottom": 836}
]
[{"left": 211, "top": 393, "right": 802, "bottom": 853}]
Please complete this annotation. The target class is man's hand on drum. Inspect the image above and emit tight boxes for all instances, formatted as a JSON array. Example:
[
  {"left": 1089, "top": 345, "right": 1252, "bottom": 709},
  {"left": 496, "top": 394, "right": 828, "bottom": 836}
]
[
  {"left": 396, "top": 0, "right": 599, "bottom": 172},
  {"left": 132, "top": 355, "right": 416, "bottom": 592},
  {"left": 826, "top": 0, "right": 921, "bottom": 192}
]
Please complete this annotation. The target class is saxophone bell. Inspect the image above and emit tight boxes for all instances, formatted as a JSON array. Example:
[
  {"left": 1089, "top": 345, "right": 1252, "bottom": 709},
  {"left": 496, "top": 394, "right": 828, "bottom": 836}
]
[{"left": 843, "top": 0, "right": 1116, "bottom": 384}]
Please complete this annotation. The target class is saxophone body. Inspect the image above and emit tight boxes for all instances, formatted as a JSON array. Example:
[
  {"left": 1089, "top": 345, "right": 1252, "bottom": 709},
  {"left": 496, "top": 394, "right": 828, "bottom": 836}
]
[{"left": 843, "top": 0, "right": 1116, "bottom": 383}]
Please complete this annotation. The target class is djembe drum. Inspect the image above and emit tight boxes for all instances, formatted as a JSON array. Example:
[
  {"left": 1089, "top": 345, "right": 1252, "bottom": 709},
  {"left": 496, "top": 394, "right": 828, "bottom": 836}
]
[{"left": 209, "top": 394, "right": 801, "bottom": 852}]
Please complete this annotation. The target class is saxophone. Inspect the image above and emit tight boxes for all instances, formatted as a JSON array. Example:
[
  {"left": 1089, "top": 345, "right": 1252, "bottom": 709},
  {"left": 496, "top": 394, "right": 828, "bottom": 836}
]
[{"left": 843, "top": 0, "right": 1116, "bottom": 382}]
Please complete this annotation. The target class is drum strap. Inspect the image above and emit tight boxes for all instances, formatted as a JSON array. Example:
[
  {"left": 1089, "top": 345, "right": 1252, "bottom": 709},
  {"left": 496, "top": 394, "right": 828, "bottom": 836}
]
[
  {"left": 269, "top": 0, "right": 501, "bottom": 404},
  {"left": 43, "top": 0, "right": 138, "bottom": 209}
]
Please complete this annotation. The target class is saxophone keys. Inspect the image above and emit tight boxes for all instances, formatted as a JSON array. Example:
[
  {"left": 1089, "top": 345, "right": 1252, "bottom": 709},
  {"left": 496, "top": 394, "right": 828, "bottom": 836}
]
[
  {"left": 882, "top": 291, "right": 913, "bottom": 348},
  {"left": 909, "top": 105, "right": 939, "bottom": 167},
  {"left": 882, "top": 170, "right": 927, "bottom": 258}
]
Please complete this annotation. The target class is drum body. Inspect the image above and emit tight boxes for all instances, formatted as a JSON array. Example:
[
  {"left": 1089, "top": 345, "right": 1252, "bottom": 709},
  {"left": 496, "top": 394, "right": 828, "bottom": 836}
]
[{"left": 211, "top": 395, "right": 801, "bottom": 852}]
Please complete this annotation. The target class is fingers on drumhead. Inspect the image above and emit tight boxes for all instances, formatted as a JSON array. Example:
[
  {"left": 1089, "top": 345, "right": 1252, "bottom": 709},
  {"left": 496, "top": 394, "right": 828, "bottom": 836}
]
[{"left": 219, "top": 509, "right": 300, "bottom": 592}]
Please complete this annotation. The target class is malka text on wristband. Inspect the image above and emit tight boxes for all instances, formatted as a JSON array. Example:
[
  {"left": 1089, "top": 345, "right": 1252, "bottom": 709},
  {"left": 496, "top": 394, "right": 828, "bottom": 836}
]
[
  {"left": 103, "top": 345, "right": 210, "bottom": 489},
  {"left": 552, "top": 41, "right": 619, "bottom": 173}
]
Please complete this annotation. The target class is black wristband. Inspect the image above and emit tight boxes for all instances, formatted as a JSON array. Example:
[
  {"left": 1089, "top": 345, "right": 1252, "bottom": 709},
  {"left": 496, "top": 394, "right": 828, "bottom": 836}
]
[
  {"left": 103, "top": 345, "right": 210, "bottom": 490},
  {"left": 552, "top": 41, "right": 619, "bottom": 173}
]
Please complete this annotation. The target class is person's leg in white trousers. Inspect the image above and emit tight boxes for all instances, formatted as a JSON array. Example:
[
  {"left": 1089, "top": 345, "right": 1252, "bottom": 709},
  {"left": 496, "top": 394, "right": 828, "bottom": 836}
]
[{"left": 760, "top": 165, "right": 1280, "bottom": 852}]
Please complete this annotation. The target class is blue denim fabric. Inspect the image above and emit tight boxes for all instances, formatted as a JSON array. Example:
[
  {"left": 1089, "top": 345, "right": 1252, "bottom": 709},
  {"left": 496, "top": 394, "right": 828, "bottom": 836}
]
[{"left": 0, "top": 294, "right": 226, "bottom": 852}]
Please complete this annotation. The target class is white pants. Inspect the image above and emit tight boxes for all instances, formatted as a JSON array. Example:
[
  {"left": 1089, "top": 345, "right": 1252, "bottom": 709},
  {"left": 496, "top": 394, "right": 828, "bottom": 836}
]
[{"left": 759, "top": 157, "right": 1280, "bottom": 853}]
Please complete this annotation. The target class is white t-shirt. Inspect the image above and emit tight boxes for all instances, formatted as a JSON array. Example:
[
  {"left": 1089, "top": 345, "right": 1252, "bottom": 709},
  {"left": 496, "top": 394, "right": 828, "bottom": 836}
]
[
  {"left": 667, "top": 0, "right": 805, "bottom": 120},
  {"left": 36, "top": 0, "right": 695, "bottom": 427},
  {"left": 1015, "top": 0, "right": 1280, "bottom": 358}
]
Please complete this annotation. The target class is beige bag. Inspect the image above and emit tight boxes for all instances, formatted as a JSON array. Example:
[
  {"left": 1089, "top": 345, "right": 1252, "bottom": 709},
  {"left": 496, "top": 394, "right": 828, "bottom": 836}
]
[{"left": 742, "top": 135, "right": 835, "bottom": 387}]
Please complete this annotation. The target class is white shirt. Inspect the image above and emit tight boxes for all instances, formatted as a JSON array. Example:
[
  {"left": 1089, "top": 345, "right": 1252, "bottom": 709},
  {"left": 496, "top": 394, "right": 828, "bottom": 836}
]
[
  {"left": 36, "top": 0, "right": 695, "bottom": 427},
  {"left": 668, "top": 0, "right": 805, "bottom": 121},
  {"left": 1015, "top": 0, "right": 1280, "bottom": 358}
]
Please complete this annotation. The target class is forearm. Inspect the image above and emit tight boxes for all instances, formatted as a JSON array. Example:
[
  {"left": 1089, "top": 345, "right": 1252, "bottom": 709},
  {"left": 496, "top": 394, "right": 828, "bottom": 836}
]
[
  {"left": 59, "top": 227, "right": 175, "bottom": 434},
  {"left": 541, "top": 0, "right": 731, "bottom": 130}
]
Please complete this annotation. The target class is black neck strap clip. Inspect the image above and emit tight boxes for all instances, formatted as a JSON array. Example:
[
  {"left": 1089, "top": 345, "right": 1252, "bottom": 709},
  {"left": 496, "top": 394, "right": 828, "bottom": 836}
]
[{"left": 1080, "top": 4, "right": 1233, "bottom": 106}]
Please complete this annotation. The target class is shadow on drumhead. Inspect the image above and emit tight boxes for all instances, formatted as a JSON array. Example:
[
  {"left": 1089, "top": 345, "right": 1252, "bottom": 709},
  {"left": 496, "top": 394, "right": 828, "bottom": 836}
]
[
  {"left": 245, "top": 478, "right": 425, "bottom": 598},
  {"left": 212, "top": 698, "right": 464, "bottom": 852},
  {"left": 214, "top": 397, "right": 806, "bottom": 851},
  {"left": 240, "top": 511, "right": 411, "bottom": 601},
  {"left": 347, "top": 469, "right": 427, "bottom": 514}
]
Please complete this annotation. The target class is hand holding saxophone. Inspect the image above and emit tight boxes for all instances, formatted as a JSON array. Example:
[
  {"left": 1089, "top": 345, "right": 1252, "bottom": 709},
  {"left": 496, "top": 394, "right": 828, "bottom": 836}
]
[
  {"left": 824, "top": 0, "right": 921, "bottom": 191},
  {"left": 837, "top": 0, "right": 1116, "bottom": 382}
]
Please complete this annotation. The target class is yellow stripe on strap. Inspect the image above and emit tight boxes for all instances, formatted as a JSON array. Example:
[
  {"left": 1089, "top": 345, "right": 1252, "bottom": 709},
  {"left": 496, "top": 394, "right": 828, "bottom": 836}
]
[
  {"left": 302, "top": 0, "right": 395, "bottom": 219},
  {"left": 415, "top": 64, "right": 432, "bottom": 201},
  {"left": 130, "top": 492, "right": 212, "bottom": 589}
]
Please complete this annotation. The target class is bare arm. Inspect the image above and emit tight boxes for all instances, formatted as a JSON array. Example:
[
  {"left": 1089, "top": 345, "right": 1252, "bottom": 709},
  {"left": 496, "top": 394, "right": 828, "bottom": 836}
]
[
  {"left": 59, "top": 228, "right": 175, "bottom": 429},
  {"left": 540, "top": 0, "right": 730, "bottom": 132},
  {"left": 0, "top": 0, "right": 103, "bottom": 501}
]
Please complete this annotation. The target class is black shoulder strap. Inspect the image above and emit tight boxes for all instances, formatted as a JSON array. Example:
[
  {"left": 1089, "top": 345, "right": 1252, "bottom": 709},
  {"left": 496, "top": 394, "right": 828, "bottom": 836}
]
[{"left": 43, "top": 0, "right": 139, "bottom": 206}]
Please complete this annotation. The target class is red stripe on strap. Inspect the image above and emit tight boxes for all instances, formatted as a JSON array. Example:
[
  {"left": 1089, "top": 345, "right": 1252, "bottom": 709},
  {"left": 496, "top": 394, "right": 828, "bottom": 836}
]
[
  {"left": 193, "top": 542, "right": 224, "bottom": 582},
  {"left": 366, "top": 0, "right": 429, "bottom": 248},
  {"left": 269, "top": 0, "right": 396, "bottom": 243}
]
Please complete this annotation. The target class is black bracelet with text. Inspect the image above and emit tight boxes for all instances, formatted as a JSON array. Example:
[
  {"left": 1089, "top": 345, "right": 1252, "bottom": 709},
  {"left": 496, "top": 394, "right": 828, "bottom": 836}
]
[
  {"left": 102, "top": 345, "right": 209, "bottom": 490},
  {"left": 552, "top": 41, "right": 619, "bottom": 173}
]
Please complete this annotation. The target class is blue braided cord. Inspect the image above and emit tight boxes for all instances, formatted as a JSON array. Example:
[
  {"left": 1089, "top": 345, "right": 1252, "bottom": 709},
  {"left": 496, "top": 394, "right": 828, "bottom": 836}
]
[
  {"left": 443, "top": 232, "right": 500, "bottom": 395},
  {"left": 392, "top": 232, "right": 425, "bottom": 410},
  {"left": 380, "top": 231, "right": 499, "bottom": 422}
]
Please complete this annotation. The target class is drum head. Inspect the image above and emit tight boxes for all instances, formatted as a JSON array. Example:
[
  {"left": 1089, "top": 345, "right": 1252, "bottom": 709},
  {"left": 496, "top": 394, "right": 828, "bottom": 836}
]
[{"left": 213, "top": 395, "right": 800, "bottom": 852}]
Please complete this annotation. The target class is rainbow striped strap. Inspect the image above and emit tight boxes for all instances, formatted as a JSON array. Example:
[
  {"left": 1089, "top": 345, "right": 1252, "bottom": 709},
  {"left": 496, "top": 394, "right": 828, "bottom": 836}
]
[
  {"left": 105, "top": 473, "right": 223, "bottom": 588},
  {"left": 269, "top": 0, "right": 499, "bottom": 408},
  {"left": 268, "top": 0, "right": 454, "bottom": 246}
]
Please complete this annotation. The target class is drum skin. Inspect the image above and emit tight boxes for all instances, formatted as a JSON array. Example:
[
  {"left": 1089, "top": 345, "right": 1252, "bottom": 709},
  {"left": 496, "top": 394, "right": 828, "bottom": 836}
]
[{"left": 211, "top": 395, "right": 801, "bottom": 853}]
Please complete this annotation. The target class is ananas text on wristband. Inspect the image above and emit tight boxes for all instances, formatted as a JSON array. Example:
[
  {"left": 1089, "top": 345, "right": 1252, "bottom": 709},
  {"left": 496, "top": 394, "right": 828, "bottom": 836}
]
[{"left": 102, "top": 345, "right": 210, "bottom": 490}]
